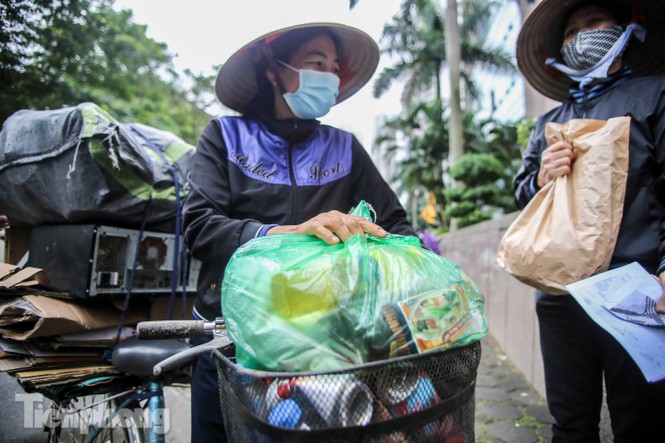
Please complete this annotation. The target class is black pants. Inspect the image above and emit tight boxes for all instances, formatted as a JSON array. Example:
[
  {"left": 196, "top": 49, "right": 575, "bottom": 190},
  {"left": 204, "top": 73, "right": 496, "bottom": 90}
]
[
  {"left": 190, "top": 336, "right": 228, "bottom": 443},
  {"left": 536, "top": 292, "right": 665, "bottom": 443}
]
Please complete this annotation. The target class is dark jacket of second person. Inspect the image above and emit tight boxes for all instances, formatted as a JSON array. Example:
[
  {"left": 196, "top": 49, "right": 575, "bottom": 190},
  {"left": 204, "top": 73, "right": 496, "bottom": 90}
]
[{"left": 514, "top": 75, "right": 665, "bottom": 277}]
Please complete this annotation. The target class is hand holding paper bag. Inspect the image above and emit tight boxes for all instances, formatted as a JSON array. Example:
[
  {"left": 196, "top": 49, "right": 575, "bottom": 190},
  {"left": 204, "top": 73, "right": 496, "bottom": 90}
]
[{"left": 497, "top": 117, "right": 630, "bottom": 294}]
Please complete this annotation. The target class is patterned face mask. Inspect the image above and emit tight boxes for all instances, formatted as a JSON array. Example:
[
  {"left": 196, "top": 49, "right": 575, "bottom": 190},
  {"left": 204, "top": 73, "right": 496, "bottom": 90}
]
[
  {"left": 546, "top": 23, "right": 645, "bottom": 89},
  {"left": 561, "top": 25, "right": 625, "bottom": 70}
]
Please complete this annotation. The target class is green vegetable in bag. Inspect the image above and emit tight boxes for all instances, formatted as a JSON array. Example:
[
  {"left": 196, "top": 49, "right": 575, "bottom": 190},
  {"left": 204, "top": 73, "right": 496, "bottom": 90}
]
[{"left": 221, "top": 201, "right": 488, "bottom": 372}]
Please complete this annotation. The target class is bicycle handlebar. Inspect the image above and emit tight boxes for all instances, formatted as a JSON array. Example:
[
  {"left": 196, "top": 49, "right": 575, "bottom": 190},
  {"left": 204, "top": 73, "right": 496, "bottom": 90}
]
[
  {"left": 136, "top": 320, "right": 209, "bottom": 339},
  {"left": 134, "top": 318, "right": 230, "bottom": 376}
]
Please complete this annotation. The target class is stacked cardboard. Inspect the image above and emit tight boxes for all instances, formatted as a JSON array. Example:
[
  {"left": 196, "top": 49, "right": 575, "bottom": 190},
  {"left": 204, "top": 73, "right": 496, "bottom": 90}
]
[{"left": 0, "top": 262, "right": 150, "bottom": 391}]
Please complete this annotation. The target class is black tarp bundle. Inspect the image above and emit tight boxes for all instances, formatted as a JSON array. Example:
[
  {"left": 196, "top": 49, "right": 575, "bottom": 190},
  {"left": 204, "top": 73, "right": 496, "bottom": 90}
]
[{"left": 0, "top": 103, "right": 195, "bottom": 232}]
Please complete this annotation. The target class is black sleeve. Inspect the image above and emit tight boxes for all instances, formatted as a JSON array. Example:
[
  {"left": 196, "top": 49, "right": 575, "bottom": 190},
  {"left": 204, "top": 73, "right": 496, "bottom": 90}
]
[
  {"left": 349, "top": 136, "right": 418, "bottom": 238},
  {"left": 182, "top": 120, "right": 262, "bottom": 269},
  {"left": 514, "top": 117, "right": 548, "bottom": 209},
  {"left": 653, "top": 87, "right": 665, "bottom": 271}
]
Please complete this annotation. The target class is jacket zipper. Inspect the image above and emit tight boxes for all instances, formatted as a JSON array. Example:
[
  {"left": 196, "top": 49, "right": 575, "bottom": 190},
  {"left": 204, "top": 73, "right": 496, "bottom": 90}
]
[
  {"left": 581, "top": 90, "right": 589, "bottom": 118},
  {"left": 287, "top": 142, "right": 299, "bottom": 225}
]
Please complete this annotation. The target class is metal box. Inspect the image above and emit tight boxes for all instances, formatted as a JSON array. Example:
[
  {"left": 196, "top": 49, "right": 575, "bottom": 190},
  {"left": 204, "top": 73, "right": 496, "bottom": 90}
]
[{"left": 27, "top": 225, "right": 200, "bottom": 298}]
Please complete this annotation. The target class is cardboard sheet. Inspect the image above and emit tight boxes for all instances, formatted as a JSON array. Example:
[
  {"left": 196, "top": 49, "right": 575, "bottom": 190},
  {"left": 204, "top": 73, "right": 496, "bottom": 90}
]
[{"left": 0, "top": 295, "right": 149, "bottom": 340}]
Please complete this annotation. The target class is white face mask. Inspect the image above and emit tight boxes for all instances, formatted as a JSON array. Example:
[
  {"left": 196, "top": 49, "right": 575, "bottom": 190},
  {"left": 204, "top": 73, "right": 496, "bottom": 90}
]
[{"left": 278, "top": 61, "right": 340, "bottom": 119}]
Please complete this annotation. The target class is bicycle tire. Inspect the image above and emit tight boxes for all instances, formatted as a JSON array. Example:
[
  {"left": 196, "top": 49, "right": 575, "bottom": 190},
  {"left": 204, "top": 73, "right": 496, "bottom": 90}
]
[{"left": 45, "top": 394, "right": 146, "bottom": 443}]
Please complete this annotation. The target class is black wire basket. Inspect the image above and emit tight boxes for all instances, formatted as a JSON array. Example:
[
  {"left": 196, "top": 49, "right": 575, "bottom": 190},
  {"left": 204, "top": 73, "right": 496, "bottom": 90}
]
[{"left": 213, "top": 340, "right": 481, "bottom": 443}]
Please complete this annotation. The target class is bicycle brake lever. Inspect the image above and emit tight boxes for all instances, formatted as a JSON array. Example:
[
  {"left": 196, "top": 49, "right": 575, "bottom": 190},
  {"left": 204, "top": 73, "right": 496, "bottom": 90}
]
[{"left": 153, "top": 334, "right": 232, "bottom": 376}]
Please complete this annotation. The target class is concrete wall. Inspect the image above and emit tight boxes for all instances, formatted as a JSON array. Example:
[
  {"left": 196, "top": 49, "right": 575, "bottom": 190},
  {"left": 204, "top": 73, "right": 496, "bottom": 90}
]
[{"left": 438, "top": 212, "right": 546, "bottom": 396}]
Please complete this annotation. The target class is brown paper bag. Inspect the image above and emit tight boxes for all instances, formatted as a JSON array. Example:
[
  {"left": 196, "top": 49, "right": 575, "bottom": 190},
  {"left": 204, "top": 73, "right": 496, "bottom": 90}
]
[{"left": 497, "top": 117, "right": 630, "bottom": 294}]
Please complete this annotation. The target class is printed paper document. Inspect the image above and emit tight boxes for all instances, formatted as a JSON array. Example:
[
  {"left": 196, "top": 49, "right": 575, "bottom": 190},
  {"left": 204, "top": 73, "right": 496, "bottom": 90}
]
[{"left": 566, "top": 262, "right": 665, "bottom": 383}]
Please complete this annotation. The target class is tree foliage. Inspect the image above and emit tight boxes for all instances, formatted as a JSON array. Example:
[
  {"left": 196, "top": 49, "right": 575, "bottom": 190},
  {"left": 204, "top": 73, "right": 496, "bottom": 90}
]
[
  {"left": 368, "top": 0, "right": 522, "bottom": 229},
  {"left": 373, "top": 0, "right": 445, "bottom": 106},
  {"left": 379, "top": 100, "right": 528, "bottom": 229},
  {"left": 0, "top": 0, "right": 214, "bottom": 143},
  {"left": 373, "top": 0, "right": 515, "bottom": 108},
  {"left": 444, "top": 153, "right": 502, "bottom": 227},
  {"left": 375, "top": 99, "right": 449, "bottom": 227},
  {"left": 443, "top": 119, "right": 525, "bottom": 227}
]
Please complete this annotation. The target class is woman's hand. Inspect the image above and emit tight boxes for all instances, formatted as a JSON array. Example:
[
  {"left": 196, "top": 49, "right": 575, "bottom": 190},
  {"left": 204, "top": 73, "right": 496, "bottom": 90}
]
[
  {"left": 656, "top": 272, "right": 665, "bottom": 314},
  {"left": 266, "top": 210, "right": 388, "bottom": 245},
  {"left": 537, "top": 140, "right": 575, "bottom": 188}
]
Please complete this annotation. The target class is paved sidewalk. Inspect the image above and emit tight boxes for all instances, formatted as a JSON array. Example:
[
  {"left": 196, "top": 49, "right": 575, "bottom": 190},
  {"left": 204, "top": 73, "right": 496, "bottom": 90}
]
[{"left": 475, "top": 338, "right": 554, "bottom": 443}]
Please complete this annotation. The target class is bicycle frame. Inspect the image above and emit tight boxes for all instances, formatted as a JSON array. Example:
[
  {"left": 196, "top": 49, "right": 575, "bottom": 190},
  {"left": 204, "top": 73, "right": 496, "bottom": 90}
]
[
  {"left": 83, "top": 381, "right": 166, "bottom": 443},
  {"left": 45, "top": 381, "right": 147, "bottom": 443},
  {"left": 20, "top": 318, "right": 229, "bottom": 443}
]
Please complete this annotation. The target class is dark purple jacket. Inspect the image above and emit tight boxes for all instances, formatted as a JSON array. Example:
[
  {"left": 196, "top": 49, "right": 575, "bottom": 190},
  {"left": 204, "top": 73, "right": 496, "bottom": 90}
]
[{"left": 183, "top": 115, "right": 416, "bottom": 320}]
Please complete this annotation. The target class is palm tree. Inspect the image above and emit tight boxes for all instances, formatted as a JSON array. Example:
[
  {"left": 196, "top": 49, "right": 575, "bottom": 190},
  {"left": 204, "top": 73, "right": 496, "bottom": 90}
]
[
  {"left": 376, "top": 100, "right": 522, "bottom": 229},
  {"left": 371, "top": 0, "right": 515, "bottom": 110},
  {"left": 351, "top": 0, "right": 518, "bottom": 228},
  {"left": 378, "top": 0, "right": 517, "bottom": 225},
  {"left": 374, "top": 99, "right": 450, "bottom": 227},
  {"left": 372, "top": 0, "right": 446, "bottom": 108},
  {"left": 445, "top": 0, "right": 464, "bottom": 194}
]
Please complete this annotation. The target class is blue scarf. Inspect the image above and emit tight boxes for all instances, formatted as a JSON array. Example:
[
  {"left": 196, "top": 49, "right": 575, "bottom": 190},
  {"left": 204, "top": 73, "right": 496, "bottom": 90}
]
[{"left": 569, "top": 68, "right": 632, "bottom": 103}]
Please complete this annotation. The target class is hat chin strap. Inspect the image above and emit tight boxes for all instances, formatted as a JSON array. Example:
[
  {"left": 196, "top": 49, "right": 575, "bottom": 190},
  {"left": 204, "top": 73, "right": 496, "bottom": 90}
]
[
  {"left": 259, "top": 44, "right": 295, "bottom": 117},
  {"left": 545, "top": 23, "right": 646, "bottom": 88},
  {"left": 267, "top": 59, "right": 288, "bottom": 96}
]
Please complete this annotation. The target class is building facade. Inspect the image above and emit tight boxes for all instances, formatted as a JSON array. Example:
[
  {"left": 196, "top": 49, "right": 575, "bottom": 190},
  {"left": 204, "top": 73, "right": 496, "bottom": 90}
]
[{"left": 474, "top": 0, "right": 559, "bottom": 122}]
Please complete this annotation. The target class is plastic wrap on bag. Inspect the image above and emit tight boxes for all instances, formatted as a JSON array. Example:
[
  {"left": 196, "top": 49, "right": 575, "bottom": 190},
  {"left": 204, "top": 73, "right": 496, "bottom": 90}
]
[
  {"left": 222, "top": 201, "right": 488, "bottom": 372},
  {"left": 0, "top": 103, "right": 194, "bottom": 231}
]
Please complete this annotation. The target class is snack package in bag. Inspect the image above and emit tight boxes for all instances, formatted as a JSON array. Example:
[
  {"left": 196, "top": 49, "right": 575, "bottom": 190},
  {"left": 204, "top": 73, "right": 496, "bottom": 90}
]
[{"left": 222, "top": 201, "right": 488, "bottom": 372}]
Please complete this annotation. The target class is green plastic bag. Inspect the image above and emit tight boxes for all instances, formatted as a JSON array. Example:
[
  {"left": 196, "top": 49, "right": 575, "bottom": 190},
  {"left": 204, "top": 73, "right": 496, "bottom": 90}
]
[{"left": 221, "top": 201, "right": 488, "bottom": 372}]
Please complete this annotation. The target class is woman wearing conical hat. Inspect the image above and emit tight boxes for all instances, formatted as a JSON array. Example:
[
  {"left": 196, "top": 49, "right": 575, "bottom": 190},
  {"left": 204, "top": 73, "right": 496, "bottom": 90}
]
[
  {"left": 182, "top": 23, "right": 418, "bottom": 441},
  {"left": 513, "top": 0, "right": 665, "bottom": 441}
]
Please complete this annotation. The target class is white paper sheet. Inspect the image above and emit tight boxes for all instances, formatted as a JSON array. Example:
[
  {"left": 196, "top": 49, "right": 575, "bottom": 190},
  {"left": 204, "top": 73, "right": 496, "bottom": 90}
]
[{"left": 566, "top": 262, "right": 665, "bottom": 383}]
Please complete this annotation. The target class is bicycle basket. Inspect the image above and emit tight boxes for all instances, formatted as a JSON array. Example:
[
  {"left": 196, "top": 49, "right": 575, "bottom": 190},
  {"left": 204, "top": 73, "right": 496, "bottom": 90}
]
[{"left": 213, "top": 340, "right": 481, "bottom": 443}]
